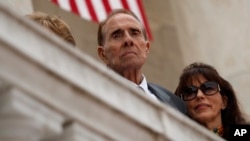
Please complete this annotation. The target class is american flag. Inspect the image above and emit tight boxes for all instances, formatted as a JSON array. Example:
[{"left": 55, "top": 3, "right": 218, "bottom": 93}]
[{"left": 50, "top": 0, "right": 153, "bottom": 40}]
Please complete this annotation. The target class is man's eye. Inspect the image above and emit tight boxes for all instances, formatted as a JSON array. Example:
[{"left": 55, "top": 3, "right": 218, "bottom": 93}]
[
  {"left": 113, "top": 33, "right": 122, "bottom": 39},
  {"left": 131, "top": 30, "right": 139, "bottom": 36}
]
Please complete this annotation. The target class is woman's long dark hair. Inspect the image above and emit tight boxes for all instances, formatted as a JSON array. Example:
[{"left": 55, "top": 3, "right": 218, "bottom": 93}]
[{"left": 175, "top": 62, "right": 246, "bottom": 140}]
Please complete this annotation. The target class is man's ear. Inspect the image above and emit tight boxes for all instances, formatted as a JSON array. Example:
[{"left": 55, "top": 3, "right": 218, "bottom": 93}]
[
  {"left": 98, "top": 46, "right": 108, "bottom": 64},
  {"left": 145, "top": 41, "right": 150, "bottom": 55}
]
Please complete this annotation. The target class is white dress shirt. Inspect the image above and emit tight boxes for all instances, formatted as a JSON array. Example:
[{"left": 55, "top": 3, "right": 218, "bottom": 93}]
[{"left": 137, "top": 75, "right": 158, "bottom": 100}]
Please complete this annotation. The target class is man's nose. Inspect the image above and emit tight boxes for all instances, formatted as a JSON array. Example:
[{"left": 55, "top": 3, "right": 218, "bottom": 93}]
[{"left": 123, "top": 32, "right": 133, "bottom": 47}]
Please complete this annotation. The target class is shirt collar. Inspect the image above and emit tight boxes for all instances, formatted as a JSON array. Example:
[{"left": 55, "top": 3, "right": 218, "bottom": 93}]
[
  {"left": 138, "top": 74, "right": 150, "bottom": 94},
  {"left": 130, "top": 74, "right": 157, "bottom": 100}
]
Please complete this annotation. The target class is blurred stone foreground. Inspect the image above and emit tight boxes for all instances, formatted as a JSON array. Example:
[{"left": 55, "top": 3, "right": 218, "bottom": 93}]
[{"left": 0, "top": 0, "right": 249, "bottom": 140}]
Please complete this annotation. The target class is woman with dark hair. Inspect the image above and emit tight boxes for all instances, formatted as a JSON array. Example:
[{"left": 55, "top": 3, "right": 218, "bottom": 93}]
[{"left": 175, "top": 62, "right": 246, "bottom": 140}]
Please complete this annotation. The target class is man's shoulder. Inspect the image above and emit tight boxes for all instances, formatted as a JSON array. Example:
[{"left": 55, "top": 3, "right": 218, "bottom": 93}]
[
  {"left": 148, "top": 82, "right": 187, "bottom": 114},
  {"left": 147, "top": 82, "right": 172, "bottom": 94},
  {"left": 147, "top": 82, "right": 178, "bottom": 100}
]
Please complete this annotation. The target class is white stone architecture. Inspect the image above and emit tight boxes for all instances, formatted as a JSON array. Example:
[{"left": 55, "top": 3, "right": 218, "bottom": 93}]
[
  {"left": 30, "top": 0, "right": 250, "bottom": 119},
  {"left": 0, "top": 3, "right": 225, "bottom": 141}
]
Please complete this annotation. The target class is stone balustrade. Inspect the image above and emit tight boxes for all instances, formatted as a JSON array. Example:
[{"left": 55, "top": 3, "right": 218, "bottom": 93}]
[{"left": 0, "top": 4, "right": 224, "bottom": 141}]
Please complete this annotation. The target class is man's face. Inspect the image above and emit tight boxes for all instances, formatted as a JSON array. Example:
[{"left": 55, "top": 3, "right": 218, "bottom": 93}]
[{"left": 98, "top": 13, "right": 150, "bottom": 72}]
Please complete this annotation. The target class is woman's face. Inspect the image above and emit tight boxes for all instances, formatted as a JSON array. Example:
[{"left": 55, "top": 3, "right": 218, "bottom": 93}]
[{"left": 184, "top": 75, "right": 228, "bottom": 128}]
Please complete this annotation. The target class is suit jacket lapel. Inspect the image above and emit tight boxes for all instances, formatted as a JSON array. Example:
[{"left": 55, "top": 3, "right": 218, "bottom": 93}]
[{"left": 148, "top": 83, "right": 171, "bottom": 103}]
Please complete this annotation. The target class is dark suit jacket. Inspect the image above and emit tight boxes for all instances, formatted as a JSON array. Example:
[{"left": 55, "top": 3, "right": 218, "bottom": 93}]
[{"left": 148, "top": 82, "right": 187, "bottom": 114}]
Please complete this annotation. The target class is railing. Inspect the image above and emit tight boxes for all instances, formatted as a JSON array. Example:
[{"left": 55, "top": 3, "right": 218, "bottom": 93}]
[{"left": 0, "top": 4, "right": 224, "bottom": 141}]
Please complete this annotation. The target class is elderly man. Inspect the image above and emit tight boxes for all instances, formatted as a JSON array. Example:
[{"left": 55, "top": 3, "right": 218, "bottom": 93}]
[{"left": 97, "top": 9, "right": 186, "bottom": 114}]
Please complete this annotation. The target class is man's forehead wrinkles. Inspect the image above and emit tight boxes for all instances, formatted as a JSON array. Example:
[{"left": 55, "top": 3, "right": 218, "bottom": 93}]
[
  {"left": 109, "top": 25, "right": 141, "bottom": 33},
  {"left": 106, "top": 14, "right": 141, "bottom": 27},
  {"left": 107, "top": 27, "right": 121, "bottom": 37}
]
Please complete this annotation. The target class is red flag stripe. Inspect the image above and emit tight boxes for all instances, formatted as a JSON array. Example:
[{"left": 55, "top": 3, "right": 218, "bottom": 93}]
[
  {"left": 69, "top": 0, "right": 80, "bottom": 15},
  {"left": 75, "top": 0, "right": 91, "bottom": 20},
  {"left": 50, "top": 0, "right": 153, "bottom": 40},
  {"left": 102, "top": 0, "right": 112, "bottom": 15},
  {"left": 85, "top": 0, "right": 98, "bottom": 22},
  {"left": 136, "top": 0, "right": 152, "bottom": 40},
  {"left": 51, "top": 0, "right": 59, "bottom": 5},
  {"left": 121, "top": 0, "right": 129, "bottom": 10}
]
